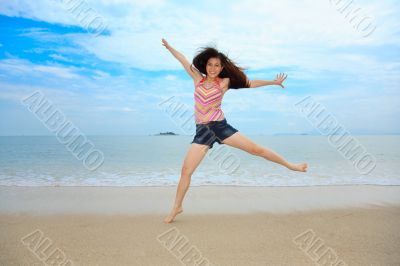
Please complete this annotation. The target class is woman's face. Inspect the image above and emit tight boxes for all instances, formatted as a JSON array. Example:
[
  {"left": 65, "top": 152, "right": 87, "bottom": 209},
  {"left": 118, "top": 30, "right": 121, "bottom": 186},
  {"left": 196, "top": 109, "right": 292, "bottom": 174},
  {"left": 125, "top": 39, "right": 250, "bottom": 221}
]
[{"left": 206, "top": 57, "right": 223, "bottom": 78}]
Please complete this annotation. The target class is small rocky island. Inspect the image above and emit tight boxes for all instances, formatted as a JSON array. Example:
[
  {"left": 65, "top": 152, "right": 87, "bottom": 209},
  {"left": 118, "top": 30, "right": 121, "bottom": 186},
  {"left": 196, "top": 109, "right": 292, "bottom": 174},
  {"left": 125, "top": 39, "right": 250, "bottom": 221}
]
[{"left": 154, "top": 132, "right": 178, "bottom": 136}]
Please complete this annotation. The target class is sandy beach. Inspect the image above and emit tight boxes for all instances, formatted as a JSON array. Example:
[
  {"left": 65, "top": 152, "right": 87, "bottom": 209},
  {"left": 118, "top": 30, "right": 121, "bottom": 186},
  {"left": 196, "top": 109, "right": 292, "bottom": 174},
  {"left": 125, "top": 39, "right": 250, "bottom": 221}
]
[{"left": 1, "top": 185, "right": 400, "bottom": 265}]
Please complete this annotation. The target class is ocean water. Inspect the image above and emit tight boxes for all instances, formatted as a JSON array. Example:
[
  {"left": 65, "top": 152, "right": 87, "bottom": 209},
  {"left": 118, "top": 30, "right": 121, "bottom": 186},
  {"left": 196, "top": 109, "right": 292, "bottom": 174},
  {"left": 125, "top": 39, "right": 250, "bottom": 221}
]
[{"left": 0, "top": 135, "right": 399, "bottom": 186}]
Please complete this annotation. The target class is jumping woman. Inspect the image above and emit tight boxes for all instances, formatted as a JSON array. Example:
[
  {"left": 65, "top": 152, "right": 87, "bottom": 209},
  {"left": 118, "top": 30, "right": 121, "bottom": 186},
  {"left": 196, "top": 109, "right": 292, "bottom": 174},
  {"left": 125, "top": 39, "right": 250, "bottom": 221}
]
[{"left": 162, "top": 38, "right": 308, "bottom": 223}]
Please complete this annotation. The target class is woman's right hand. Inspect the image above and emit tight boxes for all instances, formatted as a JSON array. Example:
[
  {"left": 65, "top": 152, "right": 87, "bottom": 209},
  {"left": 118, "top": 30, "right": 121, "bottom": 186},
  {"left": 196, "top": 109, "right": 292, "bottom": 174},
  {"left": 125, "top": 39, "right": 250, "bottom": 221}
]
[{"left": 161, "top": 38, "right": 170, "bottom": 50}]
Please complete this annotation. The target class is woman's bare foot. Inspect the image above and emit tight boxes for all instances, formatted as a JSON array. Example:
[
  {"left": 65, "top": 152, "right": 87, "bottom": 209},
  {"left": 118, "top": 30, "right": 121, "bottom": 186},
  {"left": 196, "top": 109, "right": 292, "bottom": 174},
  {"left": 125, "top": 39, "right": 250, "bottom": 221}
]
[
  {"left": 163, "top": 206, "right": 183, "bottom": 223},
  {"left": 288, "top": 163, "right": 308, "bottom": 172}
]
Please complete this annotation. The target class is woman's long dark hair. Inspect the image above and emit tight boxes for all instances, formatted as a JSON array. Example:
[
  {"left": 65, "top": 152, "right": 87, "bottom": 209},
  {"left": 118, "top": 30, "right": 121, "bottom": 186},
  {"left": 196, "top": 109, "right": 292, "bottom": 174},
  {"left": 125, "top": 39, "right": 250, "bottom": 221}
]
[{"left": 191, "top": 47, "right": 250, "bottom": 89}]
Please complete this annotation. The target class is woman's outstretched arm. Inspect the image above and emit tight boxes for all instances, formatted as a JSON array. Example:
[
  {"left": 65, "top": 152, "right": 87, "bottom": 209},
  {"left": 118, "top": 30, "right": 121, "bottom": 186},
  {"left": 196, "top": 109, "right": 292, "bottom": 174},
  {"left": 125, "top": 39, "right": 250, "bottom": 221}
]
[
  {"left": 248, "top": 73, "right": 288, "bottom": 88},
  {"left": 162, "top": 38, "right": 203, "bottom": 81}
]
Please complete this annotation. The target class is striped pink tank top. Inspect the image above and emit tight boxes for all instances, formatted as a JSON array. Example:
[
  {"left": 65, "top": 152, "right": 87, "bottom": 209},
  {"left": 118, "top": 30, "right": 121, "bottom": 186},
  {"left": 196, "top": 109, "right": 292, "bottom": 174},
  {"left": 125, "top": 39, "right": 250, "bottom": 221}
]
[{"left": 194, "top": 77, "right": 225, "bottom": 124}]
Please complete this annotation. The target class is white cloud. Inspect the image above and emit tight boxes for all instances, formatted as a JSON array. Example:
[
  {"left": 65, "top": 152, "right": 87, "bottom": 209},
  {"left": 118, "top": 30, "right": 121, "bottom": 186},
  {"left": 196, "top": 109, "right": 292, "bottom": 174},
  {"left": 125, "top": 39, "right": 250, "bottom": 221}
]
[
  {"left": 0, "top": 58, "right": 80, "bottom": 79},
  {"left": 34, "top": 65, "right": 79, "bottom": 79},
  {"left": 3, "top": 0, "right": 399, "bottom": 73},
  {"left": 49, "top": 53, "right": 72, "bottom": 62},
  {"left": 164, "top": 75, "right": 177, "bottom": 81},
  {"left": 122, "top": 107, "right": 135, "bottom": 112}
]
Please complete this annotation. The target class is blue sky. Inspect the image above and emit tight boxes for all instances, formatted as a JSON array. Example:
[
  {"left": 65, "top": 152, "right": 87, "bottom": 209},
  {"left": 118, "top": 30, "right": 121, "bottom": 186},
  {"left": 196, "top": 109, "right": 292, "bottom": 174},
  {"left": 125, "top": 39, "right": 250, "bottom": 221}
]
[{"left": 0, "top": 0, "right": 399, "bottom": 135}]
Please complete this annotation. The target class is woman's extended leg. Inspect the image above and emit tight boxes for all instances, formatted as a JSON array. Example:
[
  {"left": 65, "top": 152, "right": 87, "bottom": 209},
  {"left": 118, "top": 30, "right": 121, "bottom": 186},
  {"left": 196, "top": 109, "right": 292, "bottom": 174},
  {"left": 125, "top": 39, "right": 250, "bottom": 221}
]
[
  {"left": 222, "top": 132, "right": 308, "bottom": 172},
  {"left": 163, "top": 143, "right": 210, "bottom": 223}
]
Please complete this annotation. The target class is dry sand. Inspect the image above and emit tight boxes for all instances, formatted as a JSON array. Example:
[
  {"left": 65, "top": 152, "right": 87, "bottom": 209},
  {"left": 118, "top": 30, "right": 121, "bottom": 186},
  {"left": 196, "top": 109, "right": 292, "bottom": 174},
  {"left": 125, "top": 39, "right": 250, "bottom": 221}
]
[{"left": 1, "top": 185, "right": 399, "bottom": 265}]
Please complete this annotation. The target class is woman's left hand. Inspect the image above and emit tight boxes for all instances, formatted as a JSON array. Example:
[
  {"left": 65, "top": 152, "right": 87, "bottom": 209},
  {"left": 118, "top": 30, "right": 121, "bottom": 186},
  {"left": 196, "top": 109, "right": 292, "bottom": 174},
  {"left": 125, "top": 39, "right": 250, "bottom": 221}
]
[{"left": 275, "top": 73, "right": 287, "bottom": 88}]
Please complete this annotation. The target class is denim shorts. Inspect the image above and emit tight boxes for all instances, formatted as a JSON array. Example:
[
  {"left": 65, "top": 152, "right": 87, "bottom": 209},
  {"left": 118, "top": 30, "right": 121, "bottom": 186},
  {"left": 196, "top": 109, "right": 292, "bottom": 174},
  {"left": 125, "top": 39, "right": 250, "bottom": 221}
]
[{"left": 190, "top": 118, "right": 238, "bottom": 149}]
